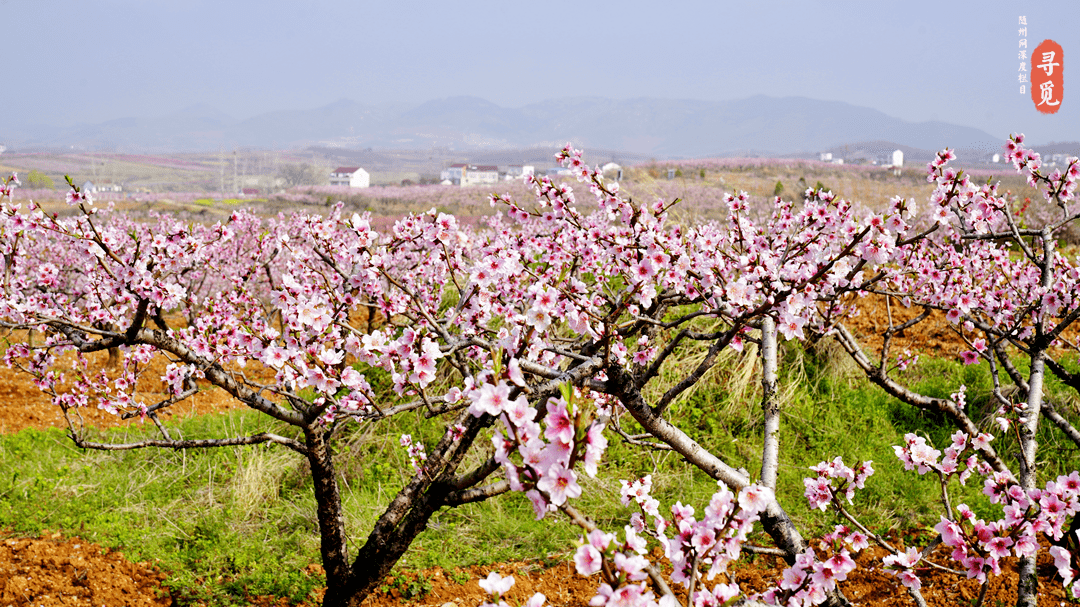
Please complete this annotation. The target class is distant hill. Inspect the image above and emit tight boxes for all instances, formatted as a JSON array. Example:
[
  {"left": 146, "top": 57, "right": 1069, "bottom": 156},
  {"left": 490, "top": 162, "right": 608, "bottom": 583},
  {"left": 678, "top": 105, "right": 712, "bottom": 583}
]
[{"left": 0, "top": 95, "right": 1028, "bottom": 158}]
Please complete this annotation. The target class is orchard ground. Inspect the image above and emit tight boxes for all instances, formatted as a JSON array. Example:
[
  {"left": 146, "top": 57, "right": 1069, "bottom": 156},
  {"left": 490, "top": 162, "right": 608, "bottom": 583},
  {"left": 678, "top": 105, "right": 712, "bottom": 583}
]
[{"left": 1, "top": 295, "right": 1077, "bottom": 607}]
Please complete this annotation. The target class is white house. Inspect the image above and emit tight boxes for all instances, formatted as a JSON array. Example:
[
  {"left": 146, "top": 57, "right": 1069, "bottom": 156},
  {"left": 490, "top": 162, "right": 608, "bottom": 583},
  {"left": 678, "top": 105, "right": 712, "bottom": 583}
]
[
  {"left": 460, "top": 164, "right": 499, "bottom": 187},
  {"left": 79, "top": 181, "right": 121, "bottom": 195},
  {"left": 441, "top": 163, "right": 467, "bottom": 185},
  {"left": 329, "top": 167, "right": 370, "bottom": 188},
  {"left": 501, "top": 165, "right": 535, "bottom": 181},
  {"left": 442, "top": 163, "right": 517, "bottom": 186},
  {"left": 891, "top": 150, "right": 904, "bottom": 168}
]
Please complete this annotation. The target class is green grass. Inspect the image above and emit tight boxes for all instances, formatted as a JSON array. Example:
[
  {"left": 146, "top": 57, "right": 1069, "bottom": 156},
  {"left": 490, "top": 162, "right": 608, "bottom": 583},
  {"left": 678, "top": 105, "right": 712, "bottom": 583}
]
[
  {"left": 3, "top": 344, "right": 1080, "bottom": 605},
  {"left": 193, "top": 197, "right": 261, "bottom": 206},
  {"left": 0, "top": 413, "right": 323, "bottom": 605}
]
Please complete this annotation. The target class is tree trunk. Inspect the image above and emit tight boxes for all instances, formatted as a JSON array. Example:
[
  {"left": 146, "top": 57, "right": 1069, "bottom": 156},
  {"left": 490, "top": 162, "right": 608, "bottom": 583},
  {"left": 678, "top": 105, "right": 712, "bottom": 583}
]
[
  {"left": 1016, "top": 349, "right": 1045, "bottom": 607},
  {"left": 1017, "top": 230, "right": 1055, "bottom": 607},
  {"left": 604, "top": 364, "right": 849, "bottom": 606},
  {"left": 106, "top": 346, "right": 120, "bottom": 371},
  {"left": 322, "top": 412, "right": 493, "bottom": 607},
  {"left": 340, "top": 480, "right": 452, "bottom": 606},
  {"left": 759, "top": 318, "right": 780, "bottom": 490},
  {"left": 305, "top": 427, "right": 352, "bottom": 607}
]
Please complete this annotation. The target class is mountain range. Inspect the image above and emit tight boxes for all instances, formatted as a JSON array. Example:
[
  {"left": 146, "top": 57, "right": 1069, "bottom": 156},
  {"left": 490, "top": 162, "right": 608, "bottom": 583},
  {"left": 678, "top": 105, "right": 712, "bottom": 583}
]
[{"left": 0, "top": 95, "right": 1023, "bottom": 158}]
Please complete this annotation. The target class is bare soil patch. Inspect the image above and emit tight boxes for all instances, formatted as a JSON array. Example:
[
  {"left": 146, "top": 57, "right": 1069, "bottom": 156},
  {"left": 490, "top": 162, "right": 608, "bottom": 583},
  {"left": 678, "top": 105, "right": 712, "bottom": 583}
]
[
  {"left": 347, "top": 542, "right": 1072, "bottom": 607},
  {"left": 840, "top": 293, "right": 964, "bottom": 360},
  {"left": 3, "top": 528, "right": 1070, "bottom": 607},
  {"left": 0, "top": 360, "right": 245, "bottom": 436},
  {"left": 0, "top": 531, "right": 169, "bottom": 607}
]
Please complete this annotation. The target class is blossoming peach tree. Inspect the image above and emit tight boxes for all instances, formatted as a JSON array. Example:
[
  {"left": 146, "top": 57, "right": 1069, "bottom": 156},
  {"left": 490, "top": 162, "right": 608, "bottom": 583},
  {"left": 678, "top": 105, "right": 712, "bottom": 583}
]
[
  {"left": 0, "top": 135, "right": 1076, "bottom": 607},
  {"left": 821, "top": 136, "right": 1080, "bottom": 607}
]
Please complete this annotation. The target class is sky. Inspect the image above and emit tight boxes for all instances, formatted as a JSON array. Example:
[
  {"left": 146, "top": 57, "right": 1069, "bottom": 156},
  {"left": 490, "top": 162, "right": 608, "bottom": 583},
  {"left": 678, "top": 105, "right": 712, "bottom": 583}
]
[{"left": 4, "top": 0, "right": 1079, "bottom": 146}]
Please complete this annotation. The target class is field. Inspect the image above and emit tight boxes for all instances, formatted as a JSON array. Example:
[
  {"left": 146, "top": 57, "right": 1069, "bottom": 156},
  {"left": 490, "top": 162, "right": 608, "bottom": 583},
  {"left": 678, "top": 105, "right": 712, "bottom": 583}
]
[
  {"left": 0, "top": 149, "right": 1055, "bottom": 237},
  {"left": 1, "top": 155, "right": 1079, "bottom": 607}
]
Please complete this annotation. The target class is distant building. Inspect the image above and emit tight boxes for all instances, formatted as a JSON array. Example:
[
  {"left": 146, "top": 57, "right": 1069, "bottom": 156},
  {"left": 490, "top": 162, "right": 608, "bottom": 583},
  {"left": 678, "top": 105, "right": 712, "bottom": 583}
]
[
  {"left": 501, "top": 165, "right": 535, "bottom": 181},
  {"left": 443, "top": 163, "right": 529, "bottom": 186},
  {"left": 461, "top": 165, "right": 499, "bottom": 187},
  {"left": 892, "top": 150, "right": 904, "bottom": 168},
  {"left": 81, "top": 181, "right": 122, "bottom": 194},
  {"left": 602, "top": 162, "right": 623, "bottom": 181},
  {"left": 819, "top": 152, "right": 833, "bottom": 162},
  {"left": 329, "top": 167, "right": 370, "bottom": 188},
  {"left": 441, "top": 163, "right": 467, "bottom": 185},
  {"left": 79, "top": 181, "right": 122, "bottom": 194}
]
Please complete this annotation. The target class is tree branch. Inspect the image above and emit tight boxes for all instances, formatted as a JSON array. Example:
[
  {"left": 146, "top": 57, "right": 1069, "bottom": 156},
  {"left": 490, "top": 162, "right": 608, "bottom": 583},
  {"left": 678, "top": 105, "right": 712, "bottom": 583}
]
[
  {"left": 70, "top": 432, "right": 308, "bottom": 455},
  {"left": 443, "top": 481, "right": 510, "bottom": 506},
  {"left": 832, "top": 323, "right": 1012, "bottom": 478}
]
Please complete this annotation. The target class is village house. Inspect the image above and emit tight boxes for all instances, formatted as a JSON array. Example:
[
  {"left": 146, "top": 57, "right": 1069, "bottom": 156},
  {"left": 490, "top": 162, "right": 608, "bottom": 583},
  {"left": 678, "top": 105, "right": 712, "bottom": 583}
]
[
  {"left": 461, "top": 165, "right": 499, "bottom": 187},
  {"left": 329, "top": 167, "right": 370, "bottom": 188},
  {"left": 440, "top": 164, "right": 501, "bottom": 187},
  {"left": 440, "top": 163, "right": 467, "bottom": 185},
  {"left": 501, "top": 165, "right": 535, "bottom": 181},
  {"left": 81, "top": 181, "right": 122, "bottom": 193}
]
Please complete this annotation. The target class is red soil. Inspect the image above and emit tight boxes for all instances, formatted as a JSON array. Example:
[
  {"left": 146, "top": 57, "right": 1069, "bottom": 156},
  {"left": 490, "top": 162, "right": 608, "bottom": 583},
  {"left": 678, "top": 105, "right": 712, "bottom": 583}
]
[{"left": 2, "top": 528, "right": 1072, "bottom": 607}]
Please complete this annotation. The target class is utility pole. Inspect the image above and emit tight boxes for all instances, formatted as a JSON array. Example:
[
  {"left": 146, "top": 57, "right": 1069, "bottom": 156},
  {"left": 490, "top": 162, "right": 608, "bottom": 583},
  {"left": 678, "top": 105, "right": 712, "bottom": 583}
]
[{"left": 219, "top": 148, "right": 225, "bottom": 199}]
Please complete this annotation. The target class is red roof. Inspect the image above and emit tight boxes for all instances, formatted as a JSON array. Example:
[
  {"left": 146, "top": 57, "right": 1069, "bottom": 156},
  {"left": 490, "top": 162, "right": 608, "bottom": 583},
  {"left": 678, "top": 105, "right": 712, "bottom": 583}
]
[{"left": 333, "top": 166, "right": 362, "bottom": 174}]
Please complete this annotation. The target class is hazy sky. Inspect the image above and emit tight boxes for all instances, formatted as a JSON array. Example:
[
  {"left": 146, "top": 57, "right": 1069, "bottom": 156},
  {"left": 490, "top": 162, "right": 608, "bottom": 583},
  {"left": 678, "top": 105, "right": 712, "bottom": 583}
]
[{"left": 5, "top": 0, "right": 1079, "bottom": 145}]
